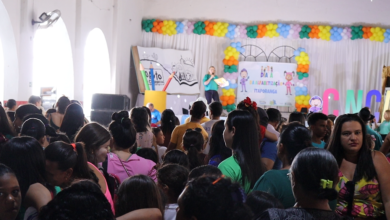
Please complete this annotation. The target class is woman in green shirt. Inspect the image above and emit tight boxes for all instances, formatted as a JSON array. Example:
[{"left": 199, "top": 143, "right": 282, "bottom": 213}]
[
  {"left": 252, "top": 122, "right": 312, "bottom": 207},
  {"left": 218, "top": 110, "right": 265, "bottom": 194},
  {"left": 203, "top": 66, "right": 220, "bottom": 104}
]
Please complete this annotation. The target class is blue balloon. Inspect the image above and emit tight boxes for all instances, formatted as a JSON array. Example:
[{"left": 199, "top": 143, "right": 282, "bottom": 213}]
[
  {"left": 294, "top": 51, "right": 300, "bottom": 56},
  {"left": 231, "top": 83, "right": 238, "bottom": 89}
]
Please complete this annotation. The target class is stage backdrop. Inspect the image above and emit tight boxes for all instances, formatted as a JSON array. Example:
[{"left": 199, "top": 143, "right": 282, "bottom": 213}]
[
  {"left": 133, "top": 46, "right": 200, "bottom": 94},
  {"left": 237, "top": 62, "right": 298, "bottom": 107}
]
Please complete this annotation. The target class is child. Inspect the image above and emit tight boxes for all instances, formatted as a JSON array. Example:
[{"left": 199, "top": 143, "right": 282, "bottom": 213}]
[
  {"left": 157, "top": 164, "right": 188, "bottom": 220},
  {"left": 375, "top": 110, "right": 390, "bottom": 140},
  {"left": 152, "top": 128, "right": 167, "bottom": 163},
  {"left": 0, "top": 164, "right": 21, "bottom": 220},
  {"left": 183, "top": 128, "right": 206, "bottom": 170}
]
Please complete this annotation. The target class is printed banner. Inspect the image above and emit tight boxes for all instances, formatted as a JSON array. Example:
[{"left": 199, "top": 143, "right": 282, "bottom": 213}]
[
  {"left": 237, "top": 62, "right": 298, "bottom": 107},
  {"left": 137, "top": 46, "right": 200, "bottom": 94}
]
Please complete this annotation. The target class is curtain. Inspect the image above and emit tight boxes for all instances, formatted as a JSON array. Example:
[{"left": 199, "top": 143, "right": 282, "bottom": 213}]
[{"left": 142, "top": 32, "right": 390, "bottom": 114}]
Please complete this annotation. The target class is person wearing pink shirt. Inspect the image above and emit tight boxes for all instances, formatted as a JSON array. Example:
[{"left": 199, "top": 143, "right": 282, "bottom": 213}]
[{"left": 107, "top": 111, "right": 157, "bottom": 183}]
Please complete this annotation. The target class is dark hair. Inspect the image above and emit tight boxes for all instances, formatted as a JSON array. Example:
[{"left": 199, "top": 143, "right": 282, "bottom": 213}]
[
  {"left": 39, "top": 180, "right": 115, "bottom": 220},
  {"left": 152, "top": 127, "right": 161, "bottom": 137},
  {"left": 157, "top": 164, "right": 189, "bottom": 199},
  {"left": 0, "top": 163, "right": 15, "bottom": 177},
  {"left": 267, "top": 108, "right": 281, "bottom": 123},
  {"left": 183, "top": 128, "right": 204, "bottom": 170},
  {"left": 175, "top": 116, "right": 180, "bottom": 125},
  {"left": 45, "top": 142, "right": 93, "bottom": 184},
  {"left": 308, "top": 113, "right": 328, "bottom": 126},
  {"left": 160, "top": 109, "right": 176, "bottom": 135},
  {"left": 328, "top": 114, "right": 336, "bottom": 123},
  {"left": 188, "top": 165, "right": 222, "bottom": 180},
  {"left": 0, "top": 105, "right": 15, "bottom": 136},
  {"left": 56, "top": 96, "right": 71, "bottom": 114},
  {"left": 115, "top": 175, "right": 164, "bottom": 217},
  {"left": 108, "top": 111, "right": 136, "bottom": 150},
  {"left": 209, "top": 102, "right": 223, "bottom": 117},
  {"left": 327, "top": 114, "right": 376, "bottom": 181},
  {"left": 246, "top": 191, "right": 283, "bottom": 218},
  {"left": 191, "top": 101, "right": 207, "bottom": 119},
  {"left": 276, "top": 117, "right": 287, "bottom": 132},
  {"left": 130, "top": 107, "right": 150, "bottom": 132},
  {"left": 289, "top": 112, "right": 306, "bottom": 125},
  {"left": 15, "top": 104, "right": 41, "bottom": 121},
  {"left": 292, "top": 148, "right": 339, "bottom": 201},
  {"left": 236, "top": 100, "right": 260, "bottom": 125},
  {"left": 23, "top": 113, "right": 57, "bottom": 137},
  {"left": 70, "top": 100, "right": 81, "bottom": 105},
  {"left": 75, "top": 122, "right": 111, "bottom": 166},
  {"left": 280, "top": 123, "right": 312, "bottom": 165},
  {"left": 20, "top": 118, "right": 46, "bottom": 141},
  {"left": 257, "top": 107, "right": 269, "bottom": 127},
  {"left": 226, "top": 110, "right": 265, "bottom": 188},
  {"left": 28, "top": 95, "right": 41, "bottom": 105},
  {"left": 208, "top": 120, "right": 231, "bottom": 162},
  {"left": 180, "top": 176, "right": 252, "bottom": 220},
  {"left": 0, "top": 137, "right": 47, "bottom": 199},
  {"left": 6, "top": 99, "right": 16, "bottom": 109},
  {"left": 142, "top": 106, "right": 152, "bottom": 124},
  {"left": 49, "top": 133, "right": 71, "bottom": 143},
  {"left": 46, "top": 108, "right": 56, "bottom": 115},
  {"left": 60, "top": 104, "right": 85, "bottom": 140},
  {"left": 136, "top": 148, "right": 158, "bottom": 164},
  {"left": 162, "top": 150, "right": 190, "bottom": 169}
]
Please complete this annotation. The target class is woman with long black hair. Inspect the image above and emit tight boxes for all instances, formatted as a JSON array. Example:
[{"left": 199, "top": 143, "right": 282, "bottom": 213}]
[
  {"left": 218, "top": 110, "right": 265, "bottom": 194},
  {"left": 327, "top": 114, "right": 390, "bottom": 219},
  {"left": 160, "top": 109, "right": 177, "bottom": 147}
]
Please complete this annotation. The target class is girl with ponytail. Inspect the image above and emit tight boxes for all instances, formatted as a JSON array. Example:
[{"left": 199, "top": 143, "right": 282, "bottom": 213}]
[
  {"left": 183, "top": 128, "right": 206, "bottom": 170},
  {"left": 107, "top": 111, "right": 157, "bottom": 183},
  {"left": 44, "top": 142, "right": 95, "bottom": 188}
]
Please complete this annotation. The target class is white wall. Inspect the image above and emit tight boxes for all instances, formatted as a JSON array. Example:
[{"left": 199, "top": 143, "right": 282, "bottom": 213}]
[
  {"left": 143, "top": 0, "right": 390, "bottom": 26},
  {"left": 0, "top": 0, "right": 144, "bottom": 107}
]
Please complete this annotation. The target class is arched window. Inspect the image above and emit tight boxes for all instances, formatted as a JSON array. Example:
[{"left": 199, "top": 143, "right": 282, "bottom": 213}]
[
  {"left": 33, "top": 17, "right": 74, "bottom": 107},
  {"left": 83, "top": 28, "right": 111, "bottom": 117}
]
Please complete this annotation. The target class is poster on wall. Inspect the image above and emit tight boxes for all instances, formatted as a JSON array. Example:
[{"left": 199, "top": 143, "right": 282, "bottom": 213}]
[
  {"left": 237, "top": 62, "right": 298, "bottom": 107},
  {"left": 133, "top": 46, "right": 200, "bottom": 94}
]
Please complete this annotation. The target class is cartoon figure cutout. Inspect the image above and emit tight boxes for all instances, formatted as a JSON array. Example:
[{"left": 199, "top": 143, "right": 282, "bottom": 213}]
[
  {"left": 261, "top": 66, "right": 264, "bottom": 77},
  {"left": 284, "top": 71, "right": 295, "bottom": 95},
  {"left": 309, "top": 96, "right": 323, "bottom": 113},
  {"left": 240, "top": 69, "right": 249, "bottom": 92},
  {"left": 270, "top": 67, "right": 273, "bottom": 78}
]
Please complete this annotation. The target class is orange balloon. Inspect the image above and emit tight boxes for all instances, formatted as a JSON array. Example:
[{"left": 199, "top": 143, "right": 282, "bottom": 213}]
[
  {"left": 233, "top": 60, "right": 239, "bottom": 65},
  {"left": 227, "top": 61, "right": 233, "bottom": 66},
  {"left": 222, "top": 101, "right": 228, "bottom": 106},
  {"left": 228, "top": 100, "right": 234, "bottom": 105},
  {"left": 204, "top": 20, "right": 209, "bottom": 25}
]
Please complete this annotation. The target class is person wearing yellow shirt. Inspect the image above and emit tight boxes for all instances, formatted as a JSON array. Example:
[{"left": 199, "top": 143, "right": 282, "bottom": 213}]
[{"left": 167, "top": 101, "right": 208, "bottom": 152}]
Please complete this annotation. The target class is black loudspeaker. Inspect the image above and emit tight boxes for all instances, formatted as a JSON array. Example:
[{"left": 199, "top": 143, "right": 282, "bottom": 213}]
[
  {"left": 90, "top": 94, "right": 130, "bottom": 126},
  {"left": 91, "top": 94, "right": 130, "bottom": 111},
  {"left": 90, "top": 111, "right": 114, "bottom": 127}
]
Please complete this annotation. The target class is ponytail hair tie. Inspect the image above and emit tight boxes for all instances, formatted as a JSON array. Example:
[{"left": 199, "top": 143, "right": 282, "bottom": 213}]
[
  {"left": 71, "top": 143, "right": 76, "bottom": 151},
  {"left": 121, "top": 117, "right": 125, "bottom": 124}
]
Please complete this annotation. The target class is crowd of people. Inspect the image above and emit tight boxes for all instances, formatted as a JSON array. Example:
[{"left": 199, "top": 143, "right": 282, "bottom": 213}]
[{"left": 0, "top": 95, "right": 390, "bottom": 220}]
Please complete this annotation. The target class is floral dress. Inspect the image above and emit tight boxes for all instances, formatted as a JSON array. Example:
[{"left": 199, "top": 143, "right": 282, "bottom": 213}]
[{"left": 335, "top": 171, "right": 384, "bottom": 218}]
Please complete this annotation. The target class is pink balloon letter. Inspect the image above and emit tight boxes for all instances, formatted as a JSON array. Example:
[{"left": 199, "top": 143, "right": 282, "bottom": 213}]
[{"left": 322, "top": 88, "right": 340, "bottom": 116}]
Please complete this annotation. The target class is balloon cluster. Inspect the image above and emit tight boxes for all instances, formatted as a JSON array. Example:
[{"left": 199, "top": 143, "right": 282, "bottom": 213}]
[
  {"left": 246, "top": 25, "right": 258, "bottom": 38},
  {"left": 193, "top": 22, "right": 206, "bottom": 35},
  {"left": 384, "top": 29, "right": 390, "bottom": 43},
  {"left": 142, "top": 19, "right": 155, "bottom": 32},
  {"left": 256, "top": 24, "right": 267, "bottom": 38},
  {"left": 370, "top": 27, "right": 385, "bottom": 42},
  {"left": 204, "top": 21, "right": 216, "bottom": 36},
  {"left": 288, "top": 24, "right": 302, "bottom": 39},
  {"left": 162, "top": 20, "right": 177, "bottom": 36},
  {"left": 221, "top": 42, "right": 245, "bottom": 112},
  {"left": 143, "top": 19, "right": 390, "bottom": 43},
  {"left": 299, "top": 25, "right": 311, "bottom": 39},
  {"left": 341, "top": 27, "right": 352, "bottom": 40},
  {"left": 330, "top": 27, "right": 343, "bottom": 42},
  {"left": 152, "top": 20, "right": 164, "bottom": 34},
  {"left": 318, "top": 26, "right": 331, "bottom": 41},
  {"left": 226, "top": 24, "right": 237, "bottom": 40},
  {"left": 351, "top": 26, "right": 364, "bottom": 40},
  {"left": 362, "top": 27, "right": 373, "bottom": 39},
  {"left": 234, "top": 25, "right": 247, "bottom": 39},
  {"left": 277, "top": 23, "right": 291, "bottom": 38},
  {"left": 293, "top": 48, "right": 311, "bottom": 112},
  {"left": 265, "top": 23, "right": 279, "bottom": 38},
  {"left": 175, "top": 21, "right": 185, "bottom": 34},
  {"left": 182, "top": 20, "right": 195, "bottom": 34}
]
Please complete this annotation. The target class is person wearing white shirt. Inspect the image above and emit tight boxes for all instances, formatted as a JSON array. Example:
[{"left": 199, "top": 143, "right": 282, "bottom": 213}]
[
  {"left": 201, "top": 102, "right": 223, "bottom": 155},
  {"left": 266, "top": 108, "right": 281, "bottom": 138}
]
